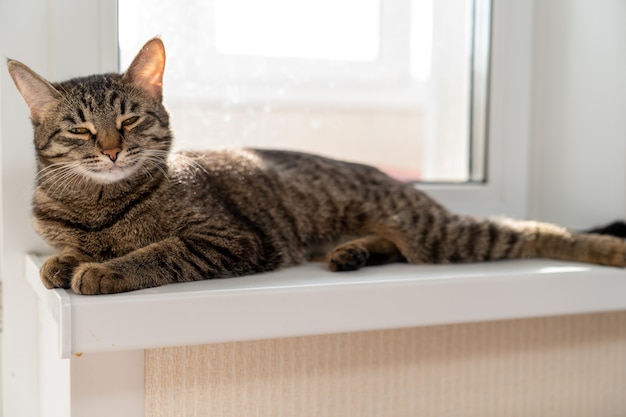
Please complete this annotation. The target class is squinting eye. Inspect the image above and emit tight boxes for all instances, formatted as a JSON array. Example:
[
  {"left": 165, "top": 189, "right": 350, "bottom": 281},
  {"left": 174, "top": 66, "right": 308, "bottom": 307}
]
[
  {"left": 121, "top": 116, "right": 140, "bottom": 127},
  {"left": 69, "top": 127, "right": 90, "bottom": 135}
]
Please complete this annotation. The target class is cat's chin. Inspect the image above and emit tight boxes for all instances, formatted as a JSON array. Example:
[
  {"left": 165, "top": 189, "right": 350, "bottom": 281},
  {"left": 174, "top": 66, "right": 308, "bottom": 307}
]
[{"left": 83, "top": 165, "right": 140, "bottom": 185}]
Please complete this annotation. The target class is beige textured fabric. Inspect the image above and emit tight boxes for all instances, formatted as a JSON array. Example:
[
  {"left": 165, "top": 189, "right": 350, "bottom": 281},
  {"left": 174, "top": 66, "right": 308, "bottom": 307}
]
[{"left": 146, "top": 311, "right": 626, "bottom": 417}]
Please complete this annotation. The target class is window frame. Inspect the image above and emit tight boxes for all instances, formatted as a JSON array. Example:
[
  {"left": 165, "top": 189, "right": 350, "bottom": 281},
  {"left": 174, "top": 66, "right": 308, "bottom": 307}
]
[{"left": 423, "top": 0, "right": 532, "bottom": 219}]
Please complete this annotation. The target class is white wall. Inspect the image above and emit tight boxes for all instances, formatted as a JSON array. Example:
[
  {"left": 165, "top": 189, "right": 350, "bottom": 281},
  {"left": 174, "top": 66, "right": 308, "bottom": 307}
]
[{"left": 529, "top": 0, "right": 626, "bottom": 228}]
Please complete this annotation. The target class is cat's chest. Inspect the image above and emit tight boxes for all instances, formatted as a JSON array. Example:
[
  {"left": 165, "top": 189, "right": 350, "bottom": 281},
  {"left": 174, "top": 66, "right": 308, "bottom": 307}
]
[
  {"left": 35, "top": 195, "right": 175, "bottom": 261},
  {"left": 84, "top": 212, "right": 169, "bottom": 259}
]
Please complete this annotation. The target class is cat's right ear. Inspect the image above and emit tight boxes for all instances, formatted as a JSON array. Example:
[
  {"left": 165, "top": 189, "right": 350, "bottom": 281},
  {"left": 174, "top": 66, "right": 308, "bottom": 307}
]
[
  {"left": 7, "top": 60, "right": 61, "bottom": 123},
  {"left": 123, "top": 38, "right": 166, "bottom": 102}
]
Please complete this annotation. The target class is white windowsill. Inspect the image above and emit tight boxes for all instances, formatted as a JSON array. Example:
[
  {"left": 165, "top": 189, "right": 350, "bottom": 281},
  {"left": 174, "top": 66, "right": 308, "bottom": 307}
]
[{"left": 26, "top": 253, "right": 626, "bottom": 359}]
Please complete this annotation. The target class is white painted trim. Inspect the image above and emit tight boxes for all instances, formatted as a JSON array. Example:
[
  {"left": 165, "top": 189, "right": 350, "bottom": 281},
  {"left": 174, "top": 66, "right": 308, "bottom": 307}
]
[
  {"left": 27, "top": 254, "right": 626, "bottom": 359},
  {"left": 38, "top": 303, "right": 70, "bottom": 417},
  {"left": 0, "top": 0, "right": 50, "bottom": 413}
]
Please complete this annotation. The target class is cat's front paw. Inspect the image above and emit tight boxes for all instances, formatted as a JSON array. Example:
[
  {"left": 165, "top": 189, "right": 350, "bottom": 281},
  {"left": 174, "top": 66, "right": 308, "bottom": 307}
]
[
  {"left": 40, "top": 255, "right": 82, "bottom": 289},
  {"left": 72, "top": 263, "right": 130, "bottom": 295}
]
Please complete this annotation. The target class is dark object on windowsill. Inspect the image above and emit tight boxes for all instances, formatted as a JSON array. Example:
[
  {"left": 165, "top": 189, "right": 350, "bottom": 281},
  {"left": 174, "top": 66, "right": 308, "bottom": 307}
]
[{"left": 586, "top": 221, "right": 626, "bottom": 239}]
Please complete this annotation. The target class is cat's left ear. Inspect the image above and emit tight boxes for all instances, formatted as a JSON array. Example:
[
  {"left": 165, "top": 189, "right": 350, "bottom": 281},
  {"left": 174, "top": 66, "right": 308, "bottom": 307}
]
[
  {"left": 7, "top": 60, "right": 61, "bottom": 123},
  {"left": 123, "top": 38, "right": 166, "bottom": 102}
]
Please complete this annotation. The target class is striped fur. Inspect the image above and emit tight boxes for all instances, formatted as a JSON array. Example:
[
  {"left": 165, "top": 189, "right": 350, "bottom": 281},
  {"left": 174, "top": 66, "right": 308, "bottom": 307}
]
[{"left": 8, "top": 38, "right": 626, "bottom": 294}]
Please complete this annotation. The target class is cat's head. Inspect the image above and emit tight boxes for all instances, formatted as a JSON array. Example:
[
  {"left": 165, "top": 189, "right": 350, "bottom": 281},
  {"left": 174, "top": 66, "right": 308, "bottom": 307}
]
[{"left": 7, "top": 38, "right": 171, "bottom": 185}]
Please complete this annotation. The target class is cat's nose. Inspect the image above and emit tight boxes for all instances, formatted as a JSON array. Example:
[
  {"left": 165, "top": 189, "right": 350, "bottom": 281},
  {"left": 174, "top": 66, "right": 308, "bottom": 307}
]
[{"left": 102, "top": 148, "right": 122, "bottom": 162}]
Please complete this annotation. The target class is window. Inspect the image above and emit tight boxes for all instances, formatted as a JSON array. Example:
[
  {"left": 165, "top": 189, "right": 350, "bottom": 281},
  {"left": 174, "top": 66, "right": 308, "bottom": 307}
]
[{"left": 118, "top": 0, "right": 491, "bottom": 183}]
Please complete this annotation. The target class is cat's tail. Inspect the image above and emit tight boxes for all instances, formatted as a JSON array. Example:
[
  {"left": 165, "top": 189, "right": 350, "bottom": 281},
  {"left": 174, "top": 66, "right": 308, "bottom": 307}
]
[{"left": 508, "top": 219, "right": 626, "bottom": 267}]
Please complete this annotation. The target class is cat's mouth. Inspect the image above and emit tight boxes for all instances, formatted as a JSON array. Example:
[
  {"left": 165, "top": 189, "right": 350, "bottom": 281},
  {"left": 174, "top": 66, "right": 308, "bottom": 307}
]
[{"left": 80, "top": 157, "right": 142, "bottom": 185}]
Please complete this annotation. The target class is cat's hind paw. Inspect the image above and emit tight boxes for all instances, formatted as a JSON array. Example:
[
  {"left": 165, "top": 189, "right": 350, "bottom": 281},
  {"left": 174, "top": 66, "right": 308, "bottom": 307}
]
[
  {"left": 72, "top": 263, "right": 130, "bottom": 295},
  {"left": 327, "top": 244, "right": 369, "bottom": 272}
]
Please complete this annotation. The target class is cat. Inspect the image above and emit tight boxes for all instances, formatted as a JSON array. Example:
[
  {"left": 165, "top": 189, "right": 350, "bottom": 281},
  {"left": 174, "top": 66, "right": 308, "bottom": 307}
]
[{"left": 7, "top": 38, "right": 626, "bottom": 295}]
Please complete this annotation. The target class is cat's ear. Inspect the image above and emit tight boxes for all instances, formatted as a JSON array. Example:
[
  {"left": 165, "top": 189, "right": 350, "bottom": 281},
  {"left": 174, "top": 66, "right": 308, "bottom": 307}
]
[
  {"left": 7, "top": 60, "right": 61, "bottom": 123},
  {"left": 123, "top": 38, "right": 166, "bottom": 102}
]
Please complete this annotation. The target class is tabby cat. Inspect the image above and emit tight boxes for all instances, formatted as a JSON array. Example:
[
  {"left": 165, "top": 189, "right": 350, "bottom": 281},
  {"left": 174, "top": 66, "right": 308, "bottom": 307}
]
[{"left": 7, "top": 38, "right": 626, "bottom": 295}]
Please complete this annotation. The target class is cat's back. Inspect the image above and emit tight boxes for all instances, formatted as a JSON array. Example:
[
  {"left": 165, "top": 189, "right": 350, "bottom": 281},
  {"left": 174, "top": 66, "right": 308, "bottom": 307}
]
[
  {"left": 173, "top": 147, "right": 394, "bottom": 187},
  {"left": 170, "top": 147, "right": 433, "bottom": 224}
]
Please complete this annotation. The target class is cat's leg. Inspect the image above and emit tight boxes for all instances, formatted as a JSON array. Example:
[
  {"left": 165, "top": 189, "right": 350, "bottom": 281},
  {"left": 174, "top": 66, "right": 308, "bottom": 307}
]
[
  {"left": 327, "top": 235, "right": 406, "bottom": 272},
  {"left": 40, "top": 248, "right": 94, "bottom": 289},
  {"left": 364, "top": 209, "right": 626, "bottom": 267},
  {"left": 71, "top": 234, "right": 278, "bottom": 294},
  {"left": 408, "top": 216, "right": 626, "bottom": 267},
  {"left": 71, "top": 238, "right": 202, "bottom": 294}
]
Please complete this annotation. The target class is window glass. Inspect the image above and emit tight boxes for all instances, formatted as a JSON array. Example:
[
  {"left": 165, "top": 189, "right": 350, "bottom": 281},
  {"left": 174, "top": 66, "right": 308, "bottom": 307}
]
[
  {"left": 119, "top": 0, "right": 490, "bottom": 182},
  {"left": 214, "top": 0, "right": 380, "bottom": 62}
]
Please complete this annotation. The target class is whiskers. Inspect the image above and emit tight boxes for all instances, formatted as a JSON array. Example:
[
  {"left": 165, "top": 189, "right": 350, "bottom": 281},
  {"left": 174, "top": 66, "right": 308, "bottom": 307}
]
[
  {"left": 35, "top": 161, "right": 88, "bottom": 196},
  {"left": 170, "top": 151, "right": 210, "bottom": 176},
  {"left": 33, "top": 147, "right": 179, "bottom": 196},
  {"left": 137, "top": 149, "right": 171, "bottom": 181},
  {"left": 136, "top": 149, "right": 210, "bottom": 182}
]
